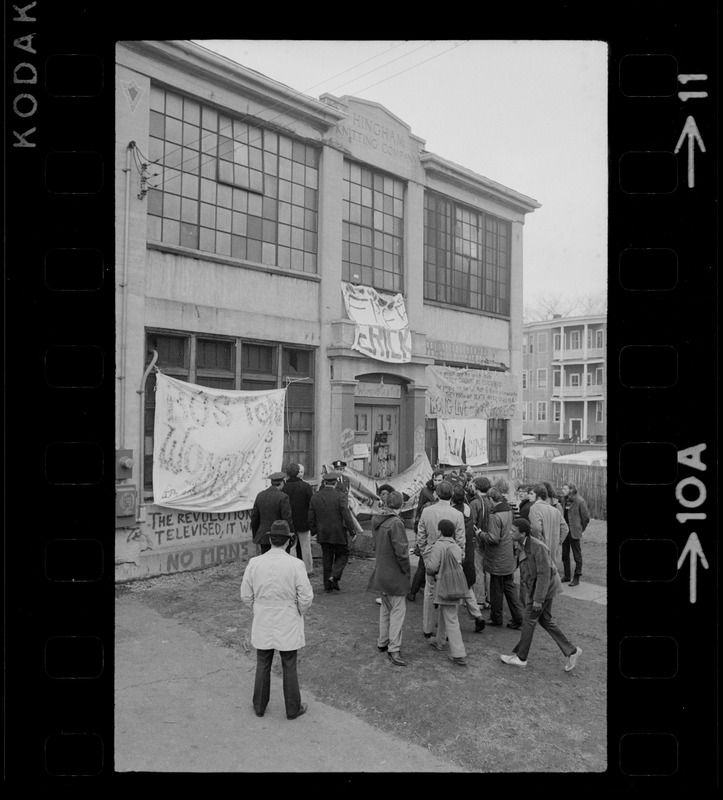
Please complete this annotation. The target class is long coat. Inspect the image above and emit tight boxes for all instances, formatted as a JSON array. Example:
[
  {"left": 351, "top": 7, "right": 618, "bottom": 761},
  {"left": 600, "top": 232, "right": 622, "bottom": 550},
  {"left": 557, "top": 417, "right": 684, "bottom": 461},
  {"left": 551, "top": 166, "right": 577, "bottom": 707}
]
[
  {"left": 528, "top": 499, "right": 569, "bottom": 563},
  {"left": 240, "top": 548, "right": 314, "bottom": 650},
  {"left": 452, "top": 500, "right": 476, "bottom": 587},
  {"left": 563, "top": 494, "right": 590, "bottom": 540},
  {"left": 250, "top": 486, "right": 294, "bottom": 545},
  {"left": 424, "top": 537, "right": 464, "bottom": 606},
  {"left": 281, "top": 476, "right": 314, "bottom": 532},
  {"left": 482, "top": 500, "right": 516, "bottom": 575},
  {"left": 308, "top": 485, "right": 356, "bottom": 545},
  {"left": 367, "top": 510, "right": 410, "bottom": 596},
  {"left": 517, "top": 534, "right": 563, "bottom": 606}
]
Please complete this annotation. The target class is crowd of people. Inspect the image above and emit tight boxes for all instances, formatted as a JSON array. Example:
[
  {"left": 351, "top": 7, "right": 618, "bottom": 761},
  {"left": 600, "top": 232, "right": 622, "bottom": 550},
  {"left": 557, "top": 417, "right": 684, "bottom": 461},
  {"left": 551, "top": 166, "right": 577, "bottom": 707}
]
[{"left": 241, "top": 460, "right": 591, "bottom": 719}]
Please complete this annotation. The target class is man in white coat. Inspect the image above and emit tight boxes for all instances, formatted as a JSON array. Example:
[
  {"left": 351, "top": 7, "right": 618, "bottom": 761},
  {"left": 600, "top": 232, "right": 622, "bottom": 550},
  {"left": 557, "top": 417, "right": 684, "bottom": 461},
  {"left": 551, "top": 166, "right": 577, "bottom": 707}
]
[{"left": 241, "top": 519, "right": 314, "bottom": 720}]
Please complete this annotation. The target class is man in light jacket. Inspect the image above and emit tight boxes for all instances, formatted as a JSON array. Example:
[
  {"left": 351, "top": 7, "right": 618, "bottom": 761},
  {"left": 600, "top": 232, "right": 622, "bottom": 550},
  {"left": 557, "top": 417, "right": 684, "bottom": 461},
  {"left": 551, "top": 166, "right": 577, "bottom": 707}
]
[
  {"left": 240, "top": 520, "right": 314, "bottom": 720},
  {"left": 416, "top": 481, "right": 465, "bottom": 639},
  {"left": 368, "top": 491, "right": 410, "bottom": 667},
  {"left": 528, "top": 483, "right": 569, "bottom": 564}
]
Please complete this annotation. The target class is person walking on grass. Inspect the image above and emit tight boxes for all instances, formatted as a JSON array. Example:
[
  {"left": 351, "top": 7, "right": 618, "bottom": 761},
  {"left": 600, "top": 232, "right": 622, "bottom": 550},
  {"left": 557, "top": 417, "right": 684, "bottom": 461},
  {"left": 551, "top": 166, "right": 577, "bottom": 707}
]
[
  {"left": 368, "top": 491, "right": 410, "bottom": 667},
  {"left": 528, "top": 483, "right": 569, "bottom": 565},
  {"left": 281, "top": 462, "right": 315, "bottom": 576},
  {"left": 499, "top": 518, "right": 582, "bottom": 672},
  {"left": 240, "top": 520, "right": 313, "bottom": 720},
  {"left": 424, "top": 519, "right": 469, "bottom": 666},
  {"left": 309, "top": 471, "right": 357, "bottom": 593},
  {"left": 560, "top": 482, "right": 590, "bottom": 586}
]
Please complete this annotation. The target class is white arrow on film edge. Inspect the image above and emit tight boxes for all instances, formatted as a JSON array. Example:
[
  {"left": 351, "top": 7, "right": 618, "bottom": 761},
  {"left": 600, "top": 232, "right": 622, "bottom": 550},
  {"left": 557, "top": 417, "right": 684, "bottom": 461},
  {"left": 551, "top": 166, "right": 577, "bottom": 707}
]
[
  {"left": 677, "top": 532, "right": 709, "bottom": 604},
  {"left": 674, "top": 116, "right": 706, "bottom": 188}
]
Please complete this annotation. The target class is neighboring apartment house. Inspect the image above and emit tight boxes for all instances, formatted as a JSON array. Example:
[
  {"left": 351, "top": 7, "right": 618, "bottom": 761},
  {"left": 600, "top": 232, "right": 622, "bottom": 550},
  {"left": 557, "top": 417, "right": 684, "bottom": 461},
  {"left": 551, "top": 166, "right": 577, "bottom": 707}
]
[
  {"left": 115, "top": 40, "right": 539, "bottom": 579},
  {"left": 522, "top": 314, "right": 606, "bottom": 443}
]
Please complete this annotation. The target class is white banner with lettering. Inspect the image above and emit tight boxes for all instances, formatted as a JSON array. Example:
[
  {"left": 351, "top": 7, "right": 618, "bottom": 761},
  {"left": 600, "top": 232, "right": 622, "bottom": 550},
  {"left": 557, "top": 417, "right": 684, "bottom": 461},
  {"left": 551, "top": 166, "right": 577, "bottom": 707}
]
[
  {"left": 425, "top": 365, "right": 517, "bottom": 420},
  {"left": 153, "top": 372, "right": 286, "bottom": 513},
  {"left": 342, "top": 282, "right": 412, "bottom": 363},
  {"left": 437, "top": 417, "right": 489, "bottom": 466}
]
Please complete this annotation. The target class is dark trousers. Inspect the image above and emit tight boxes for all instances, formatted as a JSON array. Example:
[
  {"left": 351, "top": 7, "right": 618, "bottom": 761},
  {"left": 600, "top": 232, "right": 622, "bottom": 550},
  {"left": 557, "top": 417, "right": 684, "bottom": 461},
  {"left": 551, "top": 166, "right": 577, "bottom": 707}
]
[
  {"left": 561, "top": 536, "right": 583, "bottom": 578},
  {"left": 410, "top": 553, "right": 426, "bottom": 595},
  {"left": 489, "top": 573, "right": 524, "bottom": 625},
  {"left": 320, "top": 542, "right": 349, "bottom": 588},
  {"left": 253, "top": 649, "right": 301, "bottom": 718},
  {"left": 512, "top": 597, "right": 576, "bottom": 662}
]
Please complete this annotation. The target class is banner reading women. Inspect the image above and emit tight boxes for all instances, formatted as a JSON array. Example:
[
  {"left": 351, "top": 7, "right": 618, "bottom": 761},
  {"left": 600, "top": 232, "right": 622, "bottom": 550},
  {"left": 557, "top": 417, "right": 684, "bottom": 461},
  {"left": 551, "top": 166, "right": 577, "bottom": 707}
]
[{"left": 153, "top": 373, "right": 286, "bottom": 513}]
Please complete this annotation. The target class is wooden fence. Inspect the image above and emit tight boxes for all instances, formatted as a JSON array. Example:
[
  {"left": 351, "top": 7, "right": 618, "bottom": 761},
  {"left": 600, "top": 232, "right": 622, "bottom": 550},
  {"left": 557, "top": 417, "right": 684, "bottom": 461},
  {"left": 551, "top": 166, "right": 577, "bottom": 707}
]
[{"left": 523, "top": 460, "right": 607, "bottom": 520}]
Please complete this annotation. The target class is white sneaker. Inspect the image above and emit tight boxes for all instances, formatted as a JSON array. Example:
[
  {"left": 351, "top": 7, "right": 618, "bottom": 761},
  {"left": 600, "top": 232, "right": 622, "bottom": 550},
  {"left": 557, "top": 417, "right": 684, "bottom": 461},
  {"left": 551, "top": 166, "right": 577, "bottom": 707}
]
[
  {"left": 500, "top": 654, "right": 527, "bottom": 667},
  {"left": 564, "top": 646, "right": 582, "bottom": 672}
]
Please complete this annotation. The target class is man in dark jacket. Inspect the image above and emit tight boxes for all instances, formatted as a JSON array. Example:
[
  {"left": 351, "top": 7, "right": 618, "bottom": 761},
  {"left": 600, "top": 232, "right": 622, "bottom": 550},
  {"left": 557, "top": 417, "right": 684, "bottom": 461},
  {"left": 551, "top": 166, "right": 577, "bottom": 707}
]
[
  {"left": 368, "top": 491, "right": 410, "bottom": 666},
  {"left": 250, "top": 472, "right": 294, "bottom": 555},
  {"left": 309, "top": 472, "right": 357, "bottom": 593},
  {"left": 282, "top": 462, "right": 315, "bottom": 576},
  {"left": 484, "top": 488, "right": 524, "bottom": 629},
  {"left": 469, "top": 476, "right": 493, "bottom": 608},
  {"left": 500, "top": 518, "right": 582, "bottom": 671}
]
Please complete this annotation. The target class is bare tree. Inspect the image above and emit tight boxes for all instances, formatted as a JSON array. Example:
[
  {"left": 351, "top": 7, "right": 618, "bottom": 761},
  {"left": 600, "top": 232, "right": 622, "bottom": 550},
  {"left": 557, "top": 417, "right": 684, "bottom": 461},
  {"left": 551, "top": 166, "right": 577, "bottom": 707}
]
[{"left": 523, "top": 290, "right": 606, "bottom": 324}]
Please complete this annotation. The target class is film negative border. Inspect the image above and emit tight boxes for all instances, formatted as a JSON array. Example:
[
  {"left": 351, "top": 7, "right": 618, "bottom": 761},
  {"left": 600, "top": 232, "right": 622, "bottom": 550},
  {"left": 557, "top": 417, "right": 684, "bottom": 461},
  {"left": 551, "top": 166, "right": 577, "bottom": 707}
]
[{"left": 3, "top": 3, "right": 718, "bottom": 788}]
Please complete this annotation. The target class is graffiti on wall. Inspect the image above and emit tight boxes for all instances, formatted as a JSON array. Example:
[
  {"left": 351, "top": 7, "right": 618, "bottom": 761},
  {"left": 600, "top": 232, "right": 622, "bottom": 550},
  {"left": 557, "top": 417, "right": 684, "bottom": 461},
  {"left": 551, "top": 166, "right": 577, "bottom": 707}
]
[
  {"left": 164, "top": 541, "right": 252, "bottom": 574},
  {"left": 146, "top": 509, "right": 251, "bottom": 549},
  {"left": 509, "top": 440, "right": 525, "bottom": 488}
]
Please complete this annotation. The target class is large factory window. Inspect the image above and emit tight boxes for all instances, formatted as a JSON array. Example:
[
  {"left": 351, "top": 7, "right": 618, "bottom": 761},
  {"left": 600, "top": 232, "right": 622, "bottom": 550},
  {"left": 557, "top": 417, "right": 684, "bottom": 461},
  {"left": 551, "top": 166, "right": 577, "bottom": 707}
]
[
  {"left": 342, "top": 160, "right": 405, "bottom": 293},
  {"left": 424, "top": 191, "right": 511, "bottom": 317},
  {"left": 147, "top": 85, "right": 319, "bottom": 274},
  {"left": 143, "top": 331, "right": 315, "bottom": 493}
]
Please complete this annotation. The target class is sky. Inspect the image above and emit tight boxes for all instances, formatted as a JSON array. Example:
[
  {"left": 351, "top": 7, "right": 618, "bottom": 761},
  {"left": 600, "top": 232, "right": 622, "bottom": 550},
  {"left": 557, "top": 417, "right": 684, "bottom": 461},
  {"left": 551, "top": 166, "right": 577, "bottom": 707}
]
[{"left": 194, "top": 39, "right": 608, "bottom": 309}]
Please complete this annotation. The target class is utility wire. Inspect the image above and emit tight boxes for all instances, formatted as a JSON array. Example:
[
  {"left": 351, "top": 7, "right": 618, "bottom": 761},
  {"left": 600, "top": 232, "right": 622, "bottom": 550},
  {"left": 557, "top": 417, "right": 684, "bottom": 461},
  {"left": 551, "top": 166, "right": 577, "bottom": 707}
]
[
  {"left": 151, "top": 40, "right": 420, "bottom": 186},
  {"left": 149, "top": 40, "right": 455, "bottom": 192}
]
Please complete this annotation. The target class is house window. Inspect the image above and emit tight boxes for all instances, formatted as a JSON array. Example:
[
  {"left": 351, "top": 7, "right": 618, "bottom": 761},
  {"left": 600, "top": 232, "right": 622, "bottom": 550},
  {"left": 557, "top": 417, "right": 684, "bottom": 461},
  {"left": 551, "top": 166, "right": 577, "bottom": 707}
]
[
  {"left": 424, "top": 190, "right": 511, "bottom": 316},
  {"left": 143, "top": 331, "right": 315, "bottom": 491},
  {"left": 553, "top": 402, "right": 561, "bottom": 422},
  {"left": 522, "top": 371, "right": 528, "bottom": 390},
  {"left": 522, "top": 403, "right": 528, "bottom": 422},
  {"left": 596, "top": 401, "right": 604, "bottom": 423},
  {"left": 147, "top": 84, "right": 319, "bottom": 273},
  {"left": 596, "top": 366, "right": 604, "bottom": 385},
  {"left": 586, "top": 371, "right": 592, "bottom": 386},
  {"left": 570, "top": 373, "right": 581, "bottom": 387},
  {"left": 343, "top": 161, "right": 404, "bottom": 293},
  {"left": 522, "top": 335, "right": 528, "bottom": 354},
  {"left": 570, "top": 330, "right": 581, "bottom": 349},
  {"left": 586, "top": 329, "right": 593, "bottom": 349},
  {"left": 553, "top": 332, "right": 561, "bottom": 350},
  {"left": 596, "top": 329, "right": 604, "bottom": 348},
  {"left": 537, "top": 369, "right": 547, "bottom": 389},
  {"left": 537, "top": 402, "right": 547, "bottom": 422},
  {"left": 553, "top": 369, "right": 561, "bottom": 387},
  {"left": 537, "top": 333, "right": 547, "bottom": 352}
]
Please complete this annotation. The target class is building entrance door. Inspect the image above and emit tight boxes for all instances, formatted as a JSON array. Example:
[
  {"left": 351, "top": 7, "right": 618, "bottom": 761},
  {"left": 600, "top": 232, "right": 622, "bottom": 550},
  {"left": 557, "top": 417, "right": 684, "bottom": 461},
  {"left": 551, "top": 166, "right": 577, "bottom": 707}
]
[
  {"left": 354, "top": 404, "right": 399, "bottom": 479},
  {"left": 570, "top": 418, "right": 582, "bottom": 441}
]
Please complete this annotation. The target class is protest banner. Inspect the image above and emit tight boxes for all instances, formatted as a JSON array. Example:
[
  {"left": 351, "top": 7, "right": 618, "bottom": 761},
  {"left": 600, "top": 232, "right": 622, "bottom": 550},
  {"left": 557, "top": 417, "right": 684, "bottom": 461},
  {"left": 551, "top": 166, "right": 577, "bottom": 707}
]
[
  {"left": 342, "top": 282, "right": 412, "bottom": 364},
  {"left": 425, "top": 365, "right": 517, "bottom": 420},
  {"left": 153, "top": 372, "right": 285, "bottom": 513}
]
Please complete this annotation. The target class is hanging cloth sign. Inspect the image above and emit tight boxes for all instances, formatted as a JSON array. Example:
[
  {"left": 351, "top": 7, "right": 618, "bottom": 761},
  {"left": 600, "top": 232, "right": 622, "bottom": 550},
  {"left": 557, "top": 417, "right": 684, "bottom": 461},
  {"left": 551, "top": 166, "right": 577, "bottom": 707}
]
[
  {"left": 342, "top": 282, "right": 412, "bottom": 364},
  {"left": 152, "top": 372, "right": 286, "bottom": 513},
  {"left": 351, "top": 324, "right": 412, "bottom": 363},
  {"left": 425, "top": 365, "right": 517, "bottom": 419},
  {"left": 341, "top": 281, "right": 409, "bottom": 329},
  {"left": 436, "top": 418, "right": 489, "bottom": 466}
]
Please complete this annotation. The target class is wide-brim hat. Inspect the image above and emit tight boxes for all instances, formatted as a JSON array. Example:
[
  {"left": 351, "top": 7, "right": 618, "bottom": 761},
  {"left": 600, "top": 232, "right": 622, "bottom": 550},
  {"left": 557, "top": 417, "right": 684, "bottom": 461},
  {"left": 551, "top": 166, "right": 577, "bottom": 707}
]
[
  {"left": 269, "top": 471, "right": 286, "bottom": 482},
  {"left": 269, "top": 520, "right": 293, "bottom": 537},
  {"left": 323, "top": 471, "right": 342, "bottom": 482}
]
